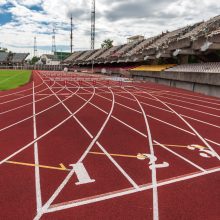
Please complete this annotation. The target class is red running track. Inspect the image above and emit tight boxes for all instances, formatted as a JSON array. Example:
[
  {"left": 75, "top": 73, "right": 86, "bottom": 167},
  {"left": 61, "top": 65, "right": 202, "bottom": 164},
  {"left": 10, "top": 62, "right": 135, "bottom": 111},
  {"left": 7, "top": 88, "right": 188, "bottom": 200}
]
[{"left": 0, "top": 70, "right": 220, "bottom": 220}]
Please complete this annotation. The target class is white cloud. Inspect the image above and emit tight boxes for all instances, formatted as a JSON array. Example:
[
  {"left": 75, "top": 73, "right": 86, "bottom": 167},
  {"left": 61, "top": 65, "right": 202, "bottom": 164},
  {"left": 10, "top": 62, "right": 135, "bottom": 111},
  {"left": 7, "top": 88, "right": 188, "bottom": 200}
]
[{"left": 0, "top": 0, "right": 219, "bottom": 57}]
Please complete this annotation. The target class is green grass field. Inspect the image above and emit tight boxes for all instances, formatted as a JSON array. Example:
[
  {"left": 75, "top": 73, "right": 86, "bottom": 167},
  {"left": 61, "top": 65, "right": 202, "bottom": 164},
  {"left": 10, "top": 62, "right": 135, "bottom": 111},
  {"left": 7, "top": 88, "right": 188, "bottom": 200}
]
[{"left": 0, "top": 70, "right": 32, "bottom": 91}]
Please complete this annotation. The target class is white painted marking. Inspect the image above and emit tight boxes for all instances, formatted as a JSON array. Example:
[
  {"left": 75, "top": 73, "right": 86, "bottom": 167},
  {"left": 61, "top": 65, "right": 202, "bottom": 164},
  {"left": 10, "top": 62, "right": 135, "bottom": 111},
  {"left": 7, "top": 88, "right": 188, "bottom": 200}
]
[
  {"left": 0, "top": 84, "right": 95, "bottom": 165},
  {"left": 123, "top": 87, "right": 159, "bottom": 220},
  {"left": 0, "top": 86, "right": 50, "bottom": 105},
  {"left": 149, "top": 162, "right": 169, "bottom": 170},
  {"left": 32, "top": 82, "right": 42, "bottom": 212},
  {"left": 0, "top": 88, "right": 68, "bottom": 133},
  {"left": 155, "top": 93, "right": 220, "bottom": 111},
  {"left": 70, "top": 163, "right": 95, "bottom": 185},
  {"left": 134, "top": 84, "right": 220, "bottom": 105},
  {"left": 115, "top": 92, "right": 220, "bottom": 130},
  {"left": 0, "top": 83, "right": 58, "bottom": 116},
  {"left": 146, "top": 93, "right": 220, "bottom": 161},
  {"left": 96, "top": 142, "right": 140, "bottom": 190},
  {"left": 205, "top": 138, "right": 220, "bottom": 147},
  {"left": 135, "top": 93, "right": 220, "bottom": 118},
  {"left": 0, "top": 82, "right": 43, "bottom": 99},
  {"left": 46, "top": 167, "right": 220, "bottom": 213},
  {"left": 154, "top": 141, "right": 206, "bottom": 172}
]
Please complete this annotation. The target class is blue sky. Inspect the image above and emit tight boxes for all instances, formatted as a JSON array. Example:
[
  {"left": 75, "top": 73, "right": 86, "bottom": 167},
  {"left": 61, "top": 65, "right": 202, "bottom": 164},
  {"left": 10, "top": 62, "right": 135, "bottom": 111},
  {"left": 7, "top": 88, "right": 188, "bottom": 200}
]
[{"left": 0, "top": 0, "right": 219, "bottom": 58}]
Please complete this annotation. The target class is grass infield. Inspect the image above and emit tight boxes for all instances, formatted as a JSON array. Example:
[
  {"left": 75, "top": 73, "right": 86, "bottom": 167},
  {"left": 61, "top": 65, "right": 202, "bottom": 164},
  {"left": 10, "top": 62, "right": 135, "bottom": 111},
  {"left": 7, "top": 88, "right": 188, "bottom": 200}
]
[{"left": 0, "top": 70, "right": 32, "bottom": 91}]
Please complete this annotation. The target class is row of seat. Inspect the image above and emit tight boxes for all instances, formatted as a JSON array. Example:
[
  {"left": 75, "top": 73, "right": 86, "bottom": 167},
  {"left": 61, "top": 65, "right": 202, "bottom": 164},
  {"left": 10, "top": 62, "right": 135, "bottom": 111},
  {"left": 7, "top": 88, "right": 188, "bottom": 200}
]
[
  {"left": 131, "top": 64, "right": 176, "bottom": 72},
  {"left": 0, "top": 52, "right": 29, "bottom": 63},
  {"left": 165, "top": 62, "right": 220, "bottom": 73},
  {"left": 64, "top": 14, "right": 220, "bottom": 65}
]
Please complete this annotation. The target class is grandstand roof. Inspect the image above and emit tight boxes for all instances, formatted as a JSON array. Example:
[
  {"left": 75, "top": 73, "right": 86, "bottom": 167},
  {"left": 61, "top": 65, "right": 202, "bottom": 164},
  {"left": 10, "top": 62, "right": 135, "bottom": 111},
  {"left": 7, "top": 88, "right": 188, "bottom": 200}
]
[{"left": 63, "top": 14, "right": 220, "bottom": 66}]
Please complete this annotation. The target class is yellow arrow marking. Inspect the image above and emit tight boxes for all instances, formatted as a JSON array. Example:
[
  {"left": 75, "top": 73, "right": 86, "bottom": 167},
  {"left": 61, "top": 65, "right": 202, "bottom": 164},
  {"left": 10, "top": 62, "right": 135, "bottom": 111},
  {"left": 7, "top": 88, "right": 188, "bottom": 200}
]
[
  {"left": 90, "top": 144, "right": 207, "bottom": 159},
  {"left": 5, "top": 161, "right": 69, "bottom": 171},
  {"left": 89, "top": 151, "right": 137, "bottom": 159}
]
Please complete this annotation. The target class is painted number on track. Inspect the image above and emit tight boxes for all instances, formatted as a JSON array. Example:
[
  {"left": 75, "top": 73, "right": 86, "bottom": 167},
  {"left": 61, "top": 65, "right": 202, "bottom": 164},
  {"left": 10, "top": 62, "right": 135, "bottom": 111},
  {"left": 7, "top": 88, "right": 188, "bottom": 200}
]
[
  {"left": 137, "top": 153, "right": 169, "bottom": 170},
  {"left": 70, "top": 162, "right": 95, "bottom": 185}
]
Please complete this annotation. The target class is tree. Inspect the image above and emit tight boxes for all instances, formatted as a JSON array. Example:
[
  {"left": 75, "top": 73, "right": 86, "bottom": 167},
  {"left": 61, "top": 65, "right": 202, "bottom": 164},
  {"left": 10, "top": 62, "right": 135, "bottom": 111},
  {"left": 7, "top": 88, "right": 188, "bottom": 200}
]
[
  {"left": 101, "top": 39, "right": 113, "bottom": 49},
  {"left": 0, "top": 47, "right": 8, "bottom": 52},
  {"left": 29, "top": 56, "right": 40, "bottom": 65}
]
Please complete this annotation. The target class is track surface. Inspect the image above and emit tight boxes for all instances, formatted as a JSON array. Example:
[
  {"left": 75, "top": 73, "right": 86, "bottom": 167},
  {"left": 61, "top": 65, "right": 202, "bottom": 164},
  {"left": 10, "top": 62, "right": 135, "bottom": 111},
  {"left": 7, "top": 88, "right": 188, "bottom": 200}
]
[{"left": 0, "top": 70, "right": 220, "bottom": 220}]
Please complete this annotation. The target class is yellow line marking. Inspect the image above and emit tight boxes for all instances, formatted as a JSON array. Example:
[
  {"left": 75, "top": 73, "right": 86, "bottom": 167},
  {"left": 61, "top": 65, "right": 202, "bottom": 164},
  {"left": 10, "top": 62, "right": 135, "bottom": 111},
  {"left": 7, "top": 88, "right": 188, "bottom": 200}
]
[
  {"left": 153, "top": 144, "right": 206, "bottom": 149},
  {"left": 89, "top": 144, "right": 207, "bottom": 159},
  {"left": 5, "top": 161, "right": 69, "bottom": 171},
  {"left": 89, "top": 151, "right": 137, "bottom": 158}
]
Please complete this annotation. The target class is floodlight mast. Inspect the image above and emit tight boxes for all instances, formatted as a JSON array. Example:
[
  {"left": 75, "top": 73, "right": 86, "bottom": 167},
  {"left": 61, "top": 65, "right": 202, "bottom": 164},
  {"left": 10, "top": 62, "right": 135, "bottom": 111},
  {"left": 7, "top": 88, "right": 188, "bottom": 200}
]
[
  {"left": 34, "top": 36, "right": 37, "bottom": 57},
  {"left": 91, "top": 0, "right": 95, "bottom": 50},
  {"left": 52, "top": 28, "right": 56, "bottom": 53},
  {"left": 70, "top": 14, "right": 73, "bottom": 53}
]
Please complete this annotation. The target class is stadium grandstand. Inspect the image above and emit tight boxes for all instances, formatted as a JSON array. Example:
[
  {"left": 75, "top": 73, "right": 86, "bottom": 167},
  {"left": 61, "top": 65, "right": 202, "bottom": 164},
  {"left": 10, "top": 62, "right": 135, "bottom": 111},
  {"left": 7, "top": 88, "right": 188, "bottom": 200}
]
[
  {"left": 0, "top": 52, "right": 9, "bottom": 65},
  {"left": 0, "top": 52, "right": 29, "bottom": 67},
  {"left": 63, "top": 15, "right": 220, "bottom": 69},
  {"left": 11, "top": 53, "right": 29, "bottom": 65},
  {"left": 61, "top": 14, "right": 220, "bottom": 97}
]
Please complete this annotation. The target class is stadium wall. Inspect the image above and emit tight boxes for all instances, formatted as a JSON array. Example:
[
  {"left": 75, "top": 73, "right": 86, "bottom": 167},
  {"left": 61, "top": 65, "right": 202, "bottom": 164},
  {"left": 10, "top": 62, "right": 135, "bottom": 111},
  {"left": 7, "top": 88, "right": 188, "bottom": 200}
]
[{"left": 130, "top": 71, "right": 220, "bottom": 98}]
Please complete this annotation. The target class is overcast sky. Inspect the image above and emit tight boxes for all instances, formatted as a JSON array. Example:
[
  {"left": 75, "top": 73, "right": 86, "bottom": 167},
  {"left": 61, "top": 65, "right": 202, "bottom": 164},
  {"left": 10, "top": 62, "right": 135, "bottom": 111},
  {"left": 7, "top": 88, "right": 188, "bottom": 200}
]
[{"left": 0, "top": 0, "right": 219, "bottom": 57}]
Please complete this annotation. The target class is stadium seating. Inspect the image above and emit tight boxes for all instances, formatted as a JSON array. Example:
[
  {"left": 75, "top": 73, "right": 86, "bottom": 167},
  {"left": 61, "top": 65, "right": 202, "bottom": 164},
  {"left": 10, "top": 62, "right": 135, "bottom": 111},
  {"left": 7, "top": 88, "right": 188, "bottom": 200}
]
[
  {"left": 165, "top": 62, "right": 220, "bottom": 73},
  {"left": 63, "top": 14, "right": 220, "bottom": 66},
  {"left": 0, "top": 52, "right": 9, "bottom": 63},
  {"left": 75, "top": 50, "right": 96, "bottom": 62},
  {"left": 131, "top": 64, "right": 176, "bottom": 72},
  {"left": 126, "top": 36, "right": 158, "bottom": 56},
  {"left": 11, "top": 53, "right": 29, "bottom": 63},
  {"left": 64, "top": 51, "right": 85, "bottom": 63},
  {"left": 110, "top": 39, "right": 144, "bottom": 57},
  {"left": 86, "top": 48, "right": 107, "bottom": 62},
  {"left": 96, "top": 45, "right": 124, "bottom": 60},
  {"left": 144, "top": 27, "right": 189, "bottom": 55}
]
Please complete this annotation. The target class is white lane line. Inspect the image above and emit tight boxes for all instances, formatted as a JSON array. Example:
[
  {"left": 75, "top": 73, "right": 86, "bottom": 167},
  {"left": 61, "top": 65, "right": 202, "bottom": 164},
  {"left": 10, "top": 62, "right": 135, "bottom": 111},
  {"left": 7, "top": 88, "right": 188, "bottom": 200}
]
[
  {"left": 122, "top": 92, "right": 220, "bottom": 118},
  {"left": 42, "top": 79, "right": 94, "bottom": 139},
  {"left": 34, "top": 168, "right": 76, "bottom": 220},
  {"left": 146, "top": 114, "right": 195, "bottom": 136},
  {"left": 33, "top": 81, "right": 42, "bottom": 212},
  {"left": 67, "top": 87, "right": 147, "bottom": 138},
  {"left": 84, "top": 88, "right": 142, "bottom": 114},
  {"left": 114, "top": 92, "right": 220, "bottom": 129},
  {"left": 0, "top": 82, "right": 43, "bottom": 99},
  {"left": 0, "top": 88, "right": 68, "bottom": 133},
  {"left": 78, "top": 87, "right": 115, "bottom": 163},
  {"left": 155, "top": 91, "right": 220, "bottom": 107},
  {"left": 96, "top": 141, "right": 140, "bottom": 189},
  {"left": 154, "top": 92, "right": 220, "bottom": 111},
  {"left": 34, "top": 82, "right": 104, "bottom": 218},
  {"left": 181, "top": 114, "right": 220, "bottom": 129},
  {"left": 111, "top": 116, "right": 147, "bottom": 138},
  {"left": 153, "top": 141, "right": 206, "bottom": 172},
  {"left": 0, "top": 85, "right": 95, "bottom": 166},
  {"left": 138, "top": 89, "right": 220, "bottom": 161},
  {"left": 34, "top": 80, "right": 140, "bottom": 219},
  {"left": 77, "top": 80, "right": 220, "bottom": 146},
  {"left": 205, "top": 139, "right": 220, "bottom": 147},
  {"left": 46, "top": 165, "right": 220, "bottom": 213},
  {"left": 124, "top": 87, "right": 159, "bottom": 220},
  {"left": 133, "top": 84, "right": 220, "bottom": 104},
  {"left": 0, "top": 82, "right": 57, "bottom": 115},
  {"left": 73, "top": 80, "right": 220, "bottom": 154},
  {"left": 75, "top": 82, "right": 220, "bottom": 146},
  {"left": 82, "top": 87, "right": 194, "bottom": 136},
  {"left": 0, "top": 86, "right": 51, "bottom": 105}
]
